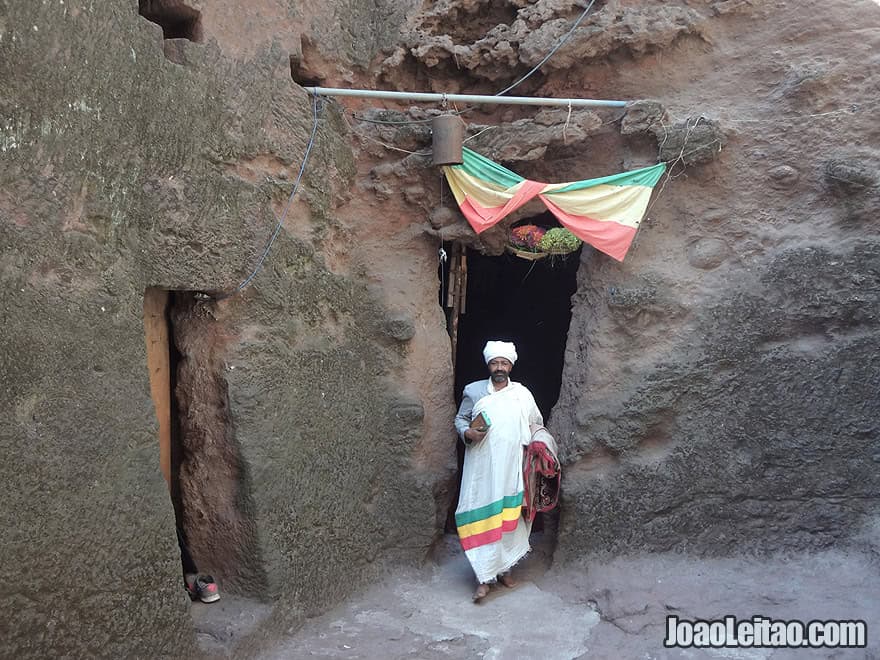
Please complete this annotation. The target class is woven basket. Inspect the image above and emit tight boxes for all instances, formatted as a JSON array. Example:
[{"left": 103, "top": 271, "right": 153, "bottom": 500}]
[
  {"left": 506, "top": 245, "right": 580, "bottom": 260},
  {"left": 506, "top": 245, "right": 548, "bottom": 260}
]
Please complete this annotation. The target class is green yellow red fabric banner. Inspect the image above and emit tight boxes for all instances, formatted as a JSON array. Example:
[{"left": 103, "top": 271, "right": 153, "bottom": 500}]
[{"left": 442, "top": 148, "right": 666, "bottom": 261}]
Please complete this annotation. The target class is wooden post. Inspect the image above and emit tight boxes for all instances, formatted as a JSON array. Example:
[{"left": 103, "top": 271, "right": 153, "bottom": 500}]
[
  {"left": 446, "top": 243, "right": 459, "bottom": 308},
  {"left": 460, "top": 250, "right": 468, "bottom": 315},
  {"left": 450, "top": 243, "right": 463, "bottom": 367},
  {"left": 143, "top": 288, "right": 172, "bottom": 488}
]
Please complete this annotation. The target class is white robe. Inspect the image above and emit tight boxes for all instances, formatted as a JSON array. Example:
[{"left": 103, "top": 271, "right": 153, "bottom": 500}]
[{"left": 454, "top": 380, "right": 543, "bottom": 583}]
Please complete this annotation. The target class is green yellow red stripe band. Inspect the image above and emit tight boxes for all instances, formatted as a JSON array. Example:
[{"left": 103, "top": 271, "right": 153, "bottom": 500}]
[
  {"left": 457, "top": 503, "right": 522, "bottom": 538},
  {"left": 455, "top": 491, "right": 524, "bottom": 527},
  {"left": 459, "top": 517, "right": 520, "bottom": 551},
  {"left": 441, "top": 147, "right": 665, "bottom": 262},
  {"left": 546, "top": 161, "right": 666, "bottom": 191}
]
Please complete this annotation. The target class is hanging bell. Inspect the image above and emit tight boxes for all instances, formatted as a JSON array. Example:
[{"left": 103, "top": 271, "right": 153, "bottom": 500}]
[{"left": 431, "top": 114, "right": 464, "bottom": 166}]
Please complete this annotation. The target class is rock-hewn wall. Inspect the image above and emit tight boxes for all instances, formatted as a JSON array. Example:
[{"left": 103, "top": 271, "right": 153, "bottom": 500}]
[
  {"left": 0, "top": 0, "right": 450, "bottom": 656},
  {"left": 547, "top": 0, "right": 880, "bottom": 560},
  {"left": 2, "top": 0, "right": 879, "bottom": 656}
]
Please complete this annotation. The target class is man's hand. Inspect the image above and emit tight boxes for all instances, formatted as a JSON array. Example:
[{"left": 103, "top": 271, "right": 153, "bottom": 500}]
[{"left": 464, "top": 428, "right": 487, "bottom": 444}]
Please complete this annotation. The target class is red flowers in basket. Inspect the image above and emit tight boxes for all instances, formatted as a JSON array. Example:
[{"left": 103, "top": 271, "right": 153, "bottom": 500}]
[{"left": 510, "top": 225, "right": 547, "bottom": 250}]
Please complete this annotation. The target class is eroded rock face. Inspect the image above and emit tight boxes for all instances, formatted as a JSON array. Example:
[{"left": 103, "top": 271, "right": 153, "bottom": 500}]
[
  {"left": 547, "top": 1, "right": 880, "bottom": 561},
  {"left": 390, "top": 0, "right": 709, "bottom": 83},
  {"left": 466, "top": 109, "right": 604, "bottom": 163},
  {"left": 557, "top": 243, "right": 880, "bottom": 557}
]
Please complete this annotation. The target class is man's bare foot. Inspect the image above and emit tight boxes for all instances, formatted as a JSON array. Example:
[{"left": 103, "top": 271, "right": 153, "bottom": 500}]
[
  {"left": 472, "top": 583, "right": 490, "bottom": 602},
  {"left": 498, "top": 573, "right": 517, "bottom": 588}
]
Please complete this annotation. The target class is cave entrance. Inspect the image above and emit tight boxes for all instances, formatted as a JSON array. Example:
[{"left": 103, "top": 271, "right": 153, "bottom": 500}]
[
  {"left": 441, "top": 214, "right": 581, "bottom": 537},
  {"left": 143, "top": 288, "right": 265, "bottom": 597}
]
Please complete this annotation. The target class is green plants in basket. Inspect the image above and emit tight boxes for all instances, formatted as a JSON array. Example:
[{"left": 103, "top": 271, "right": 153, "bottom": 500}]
[{"left": 538, "top": 227, "right": 582, "bottom": 254}]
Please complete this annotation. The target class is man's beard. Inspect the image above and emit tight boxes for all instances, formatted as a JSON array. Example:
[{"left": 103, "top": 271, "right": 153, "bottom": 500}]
[{"left": 491, "top": 371, "right": 508, "bottom": 383}]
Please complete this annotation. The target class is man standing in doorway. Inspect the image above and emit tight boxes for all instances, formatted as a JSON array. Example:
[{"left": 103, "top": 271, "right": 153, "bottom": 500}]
[{"left": 454, "top": 340, "right": 543, "bottom": 602}]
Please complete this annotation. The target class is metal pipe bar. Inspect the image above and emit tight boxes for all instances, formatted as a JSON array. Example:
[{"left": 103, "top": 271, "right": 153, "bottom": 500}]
[{"left": 303, "top": 86, "right": 627, "bottom": 108}]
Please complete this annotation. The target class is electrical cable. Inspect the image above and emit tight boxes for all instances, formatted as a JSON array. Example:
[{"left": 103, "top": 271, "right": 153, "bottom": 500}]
[
  {"left": 212, "top": 90, "right": 323, "bottom": 301},
  {"left": 493, "top": 0, "right": 596, "bottom": 98}
]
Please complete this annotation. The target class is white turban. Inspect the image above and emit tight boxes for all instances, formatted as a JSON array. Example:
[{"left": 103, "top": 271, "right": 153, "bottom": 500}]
[{"left": 483, "top": 340, "right": 517, "bottom": 365}]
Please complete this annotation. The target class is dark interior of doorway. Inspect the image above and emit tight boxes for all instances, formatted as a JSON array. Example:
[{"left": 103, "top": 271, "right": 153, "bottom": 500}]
[
  {"left": 441, "top": 221, "right": 581, "bottom": 534},
  {"left": 451, "top": 249, "right": 580, "bottom": 422}
]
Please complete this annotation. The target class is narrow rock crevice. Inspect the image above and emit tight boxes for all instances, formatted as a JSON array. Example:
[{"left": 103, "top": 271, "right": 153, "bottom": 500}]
[{"left": 169, "top": 292, "right": 268, "bottom": 597}]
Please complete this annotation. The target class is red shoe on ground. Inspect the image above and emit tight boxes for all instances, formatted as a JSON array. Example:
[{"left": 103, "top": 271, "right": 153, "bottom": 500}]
[{"left": 185, "top": 574, "right": 221, "bottom": 603}]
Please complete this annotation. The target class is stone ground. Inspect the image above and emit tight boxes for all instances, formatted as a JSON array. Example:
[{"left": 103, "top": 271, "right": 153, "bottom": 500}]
[{"left": 191, "top": 531, "right": 880, "bottom": 659}]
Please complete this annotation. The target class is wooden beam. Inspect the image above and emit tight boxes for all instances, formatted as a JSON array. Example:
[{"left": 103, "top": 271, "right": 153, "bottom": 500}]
[
  {"left": 460, "top": 250, "right": 468, "bottom": 315},
  {"left": 450, "top": 244, "right": 463, "bottom": 368},
  {"left": 143, "top": 288, "right": 172, "bottom": 488}
]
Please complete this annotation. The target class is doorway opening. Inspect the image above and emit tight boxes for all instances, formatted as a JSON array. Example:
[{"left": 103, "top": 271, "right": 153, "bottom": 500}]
[
  {"left": 440, "top": 213, "right": 581, "bottom": 543},
  {"left": 143, "top": 288, "right": 266, "bottom": 597},
  {"left": 452, "top": 251, "right": 579, "bottom": 423}
]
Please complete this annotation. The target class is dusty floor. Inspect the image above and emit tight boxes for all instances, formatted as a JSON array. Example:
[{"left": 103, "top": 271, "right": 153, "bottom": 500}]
[{"left": 192, "top": 532, "right": 879, "bottom": 659}]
